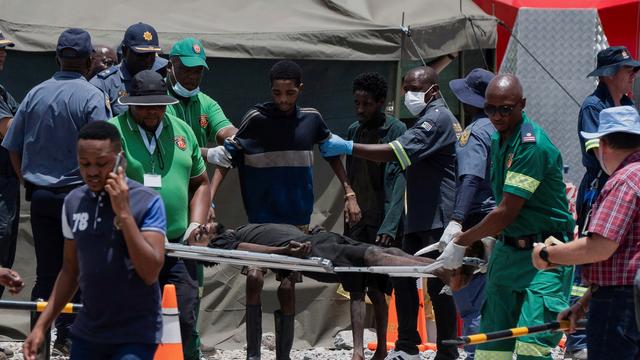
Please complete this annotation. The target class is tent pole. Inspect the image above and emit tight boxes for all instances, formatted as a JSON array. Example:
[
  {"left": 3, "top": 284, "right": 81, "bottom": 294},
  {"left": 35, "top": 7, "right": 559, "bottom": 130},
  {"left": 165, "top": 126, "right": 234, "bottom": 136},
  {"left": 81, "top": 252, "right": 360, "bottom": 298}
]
[{"left": 394, "top": 12, "right": 406, "bottom": 120}]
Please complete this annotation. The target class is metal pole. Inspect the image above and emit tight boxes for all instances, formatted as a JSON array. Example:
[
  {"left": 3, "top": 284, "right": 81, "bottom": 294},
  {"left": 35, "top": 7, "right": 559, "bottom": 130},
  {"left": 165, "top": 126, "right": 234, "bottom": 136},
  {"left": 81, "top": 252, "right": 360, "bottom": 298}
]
[
  {"left": 0, "top": 300, "right": 82, "bottom": 313},
  {"left": 443, "top": 319, "right": 588, "bottom": 346}
]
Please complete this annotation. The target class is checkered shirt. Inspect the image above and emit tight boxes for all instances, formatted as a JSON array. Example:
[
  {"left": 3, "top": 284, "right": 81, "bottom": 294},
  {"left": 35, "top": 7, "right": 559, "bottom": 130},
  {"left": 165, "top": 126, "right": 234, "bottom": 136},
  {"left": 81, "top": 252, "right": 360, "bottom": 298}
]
[{"left": 583, "top": 151, "right": 640, "bottom": 286}]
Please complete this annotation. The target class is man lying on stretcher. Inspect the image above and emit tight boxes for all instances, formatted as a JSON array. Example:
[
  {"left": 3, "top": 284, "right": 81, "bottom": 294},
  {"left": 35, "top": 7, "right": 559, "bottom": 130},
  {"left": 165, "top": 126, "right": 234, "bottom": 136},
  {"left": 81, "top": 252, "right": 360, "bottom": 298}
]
[
  {"left": 193, "top": 222, "right": 487, "bottom": 360},
  {"left": 196, "top": 222, "right": 487, "bottom": 292}
]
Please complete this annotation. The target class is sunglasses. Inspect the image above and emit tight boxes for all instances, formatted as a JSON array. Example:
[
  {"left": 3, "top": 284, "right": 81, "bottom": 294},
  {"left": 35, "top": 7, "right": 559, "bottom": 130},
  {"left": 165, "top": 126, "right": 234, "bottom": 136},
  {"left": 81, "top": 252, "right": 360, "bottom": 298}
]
[{"left": 484, "top": 104, "right": 517, "bottom": 116}]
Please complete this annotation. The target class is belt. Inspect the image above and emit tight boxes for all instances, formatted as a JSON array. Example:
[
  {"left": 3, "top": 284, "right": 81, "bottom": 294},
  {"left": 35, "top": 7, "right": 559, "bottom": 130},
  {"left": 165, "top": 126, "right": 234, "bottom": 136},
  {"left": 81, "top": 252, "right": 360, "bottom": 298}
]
[{"left": 500, "top": 232, "right": 569, "bottom": 250}]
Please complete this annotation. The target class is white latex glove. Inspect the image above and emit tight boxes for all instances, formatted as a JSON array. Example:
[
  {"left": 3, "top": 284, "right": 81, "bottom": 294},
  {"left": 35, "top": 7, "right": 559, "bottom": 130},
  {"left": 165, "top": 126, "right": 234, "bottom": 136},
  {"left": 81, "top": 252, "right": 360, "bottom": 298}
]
[
  {"left": 437, "top": 241, "right": 467, "bottom": 270},
  {"left": 206, "top": 146, "right": 232, "bottom": 168},
  {"left": 438, "top": 221, "right": 462, "bottom": 252}
]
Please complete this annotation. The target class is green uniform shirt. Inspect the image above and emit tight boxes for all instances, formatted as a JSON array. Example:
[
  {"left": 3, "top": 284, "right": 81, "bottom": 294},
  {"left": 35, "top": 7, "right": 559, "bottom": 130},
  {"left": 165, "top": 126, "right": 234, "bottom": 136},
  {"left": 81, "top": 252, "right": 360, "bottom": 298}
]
[
  {"left": 490, "top": 112, "right": 574, "bottom": 237},
  {"left": 109, "top": 111, "right": 206, "bottom": 239},
  {"left": 165, "top": 91, "right": 233, "bottom": 147}
]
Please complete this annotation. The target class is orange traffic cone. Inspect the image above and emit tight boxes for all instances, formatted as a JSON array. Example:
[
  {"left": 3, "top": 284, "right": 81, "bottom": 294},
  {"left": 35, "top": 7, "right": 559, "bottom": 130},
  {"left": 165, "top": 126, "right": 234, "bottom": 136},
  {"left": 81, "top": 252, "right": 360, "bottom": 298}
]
[
  {"left": 368, "top": 279, "right": 437, "bottom": 351},
  {"left": 154, "top": 284, "right": 184, "bottom": 360},
  {"left": 416, "top": 280, "right": 437, "bottom": 351}
]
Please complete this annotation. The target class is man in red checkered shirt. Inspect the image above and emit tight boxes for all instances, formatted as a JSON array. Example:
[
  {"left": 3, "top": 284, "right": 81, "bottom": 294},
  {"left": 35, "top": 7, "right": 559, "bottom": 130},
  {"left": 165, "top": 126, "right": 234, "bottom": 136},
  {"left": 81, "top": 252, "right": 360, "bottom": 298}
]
[{"left": 531, "top": 105, "right": 640, "bottom": 360}]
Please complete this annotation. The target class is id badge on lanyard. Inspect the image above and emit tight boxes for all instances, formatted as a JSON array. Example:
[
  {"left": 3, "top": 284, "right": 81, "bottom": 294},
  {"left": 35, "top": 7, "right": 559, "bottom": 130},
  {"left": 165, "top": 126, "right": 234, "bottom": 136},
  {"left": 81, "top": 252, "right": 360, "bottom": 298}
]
[
  {"left": 144, "top": 174, "right": 162, "bottom": 188},
  {"left": 139, "top": 123, "right": 164, "bottom": 188}
]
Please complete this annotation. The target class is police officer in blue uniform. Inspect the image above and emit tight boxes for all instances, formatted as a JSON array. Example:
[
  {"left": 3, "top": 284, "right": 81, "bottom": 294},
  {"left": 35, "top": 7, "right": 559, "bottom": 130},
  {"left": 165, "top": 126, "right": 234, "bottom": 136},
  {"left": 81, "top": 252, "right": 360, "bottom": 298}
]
[
  {"left": 578, "top": 46, "right": 639, "bottom": 234},
  {"left": 2, "top": 28, "right": 110, "bottom": 354},
  {"left": 90, "top": 22, "right": 167, "bottom": 116},
  {"left": 0, "top": 32, "right": 20, "bottom": 302},
  {"left": 442, "top": 68, "right": 496, "bottom": 360}
]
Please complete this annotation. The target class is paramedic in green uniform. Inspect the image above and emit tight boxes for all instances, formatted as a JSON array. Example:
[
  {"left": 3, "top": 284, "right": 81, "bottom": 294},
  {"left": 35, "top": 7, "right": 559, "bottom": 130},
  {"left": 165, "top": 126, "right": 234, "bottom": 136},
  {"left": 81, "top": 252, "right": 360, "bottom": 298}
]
[
  {"left": 438, "top": 74, "right": 574, "bottom": 360},
  {"left": 165, "top": 37, "right": 237, "bottom": 155},
  {"left": 165, "top": 37, "right": 238, "bottom": 359},
  {"left": 109, "top": 70, "right": 210, "bottom": 360}
]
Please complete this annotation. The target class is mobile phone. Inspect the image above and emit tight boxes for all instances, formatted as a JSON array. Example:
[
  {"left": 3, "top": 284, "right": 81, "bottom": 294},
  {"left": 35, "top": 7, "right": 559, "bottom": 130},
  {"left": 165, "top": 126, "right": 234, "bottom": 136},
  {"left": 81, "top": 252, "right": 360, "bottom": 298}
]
[{"left": 113, "top": 152, "right": 124, "bottom": 173}]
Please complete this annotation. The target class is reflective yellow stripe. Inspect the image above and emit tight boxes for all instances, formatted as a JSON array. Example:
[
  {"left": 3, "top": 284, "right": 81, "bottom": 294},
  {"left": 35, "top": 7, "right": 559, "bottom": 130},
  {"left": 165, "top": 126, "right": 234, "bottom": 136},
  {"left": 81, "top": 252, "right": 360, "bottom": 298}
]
[
  {"left": 515, "top": 340, "right": 551, "bottom": 357},
  {"left": 571, "top": 285, "right": 588, "bottom": 297},
  {"left": 585, "top": 138, "right": 600, "bottom": 152},
  {"left": 36, "top": 302, "right": 47, "bottom": 312},
  {"left": 505, "top": 171, "right": 540, "bottom": 194},
  {"left": 389, "top": 141, "right": 411, "bottom": 170},
  {"left": 475, "top": 350, "right": 514, "bottom": 360}
]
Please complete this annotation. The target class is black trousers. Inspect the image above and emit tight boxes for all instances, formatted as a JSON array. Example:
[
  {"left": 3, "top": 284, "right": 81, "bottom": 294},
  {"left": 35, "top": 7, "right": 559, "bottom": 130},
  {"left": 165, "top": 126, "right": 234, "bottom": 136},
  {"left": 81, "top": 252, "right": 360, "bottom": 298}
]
[
  {"left": 392, "top": 228, "right": 458, "bottom": 360},
  {"left": 30, "top": 187, "right": 80, "bottom": 342},
  {"left": 159, "top": 255, "right": 199, "bottom": 360}
]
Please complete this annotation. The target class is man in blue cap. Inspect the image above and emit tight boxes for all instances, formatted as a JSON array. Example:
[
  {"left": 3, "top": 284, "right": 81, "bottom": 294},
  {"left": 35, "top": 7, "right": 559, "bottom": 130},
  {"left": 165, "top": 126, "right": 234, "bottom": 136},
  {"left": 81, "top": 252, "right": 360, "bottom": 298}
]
[
  {"left": 91, "top": 22, "right": 168, "bottom": 116},
  {"left": 568, "top": 46, "right": 640, "bottom": 360},
  {"left": 435, "top": 68, "right": 496, "bottom": 360},
  {"left": 533, "top": 105, "right": 640, "bottom": 360},
  {"left": 2, "top": 27, "right": 110, "bottom": 354}
]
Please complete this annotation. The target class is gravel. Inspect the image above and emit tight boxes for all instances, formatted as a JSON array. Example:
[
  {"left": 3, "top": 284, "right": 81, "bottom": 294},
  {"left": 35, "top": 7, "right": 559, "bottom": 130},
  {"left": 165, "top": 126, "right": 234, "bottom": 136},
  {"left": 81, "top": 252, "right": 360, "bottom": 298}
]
[{"left": 0, "top": 341, "right": 567, "bottom": 360}]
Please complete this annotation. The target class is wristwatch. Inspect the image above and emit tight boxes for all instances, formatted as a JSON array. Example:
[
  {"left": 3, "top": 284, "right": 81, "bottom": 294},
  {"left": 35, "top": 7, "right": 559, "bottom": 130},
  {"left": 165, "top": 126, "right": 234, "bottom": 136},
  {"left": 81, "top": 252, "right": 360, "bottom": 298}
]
[{"left": 539, "top": 246, "right": 552, "bottom": 265}]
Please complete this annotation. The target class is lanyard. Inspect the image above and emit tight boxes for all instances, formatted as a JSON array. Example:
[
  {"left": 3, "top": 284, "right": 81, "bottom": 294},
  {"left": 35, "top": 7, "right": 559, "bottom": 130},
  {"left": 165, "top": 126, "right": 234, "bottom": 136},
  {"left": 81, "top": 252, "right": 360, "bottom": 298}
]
[
  {"left": 137, "top": 122, "right": 165, "bottom": 172},
  {"left": 137, "top": 122, "right": 164, "bottom": 155}
]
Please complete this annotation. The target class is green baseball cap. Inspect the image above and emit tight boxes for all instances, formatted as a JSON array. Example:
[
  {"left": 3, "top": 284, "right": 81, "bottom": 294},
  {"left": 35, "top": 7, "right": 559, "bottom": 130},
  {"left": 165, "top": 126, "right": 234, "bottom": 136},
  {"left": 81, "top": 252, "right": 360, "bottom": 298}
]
[{"left": 170, "top": 37, "right": 208, "bottom": 69}]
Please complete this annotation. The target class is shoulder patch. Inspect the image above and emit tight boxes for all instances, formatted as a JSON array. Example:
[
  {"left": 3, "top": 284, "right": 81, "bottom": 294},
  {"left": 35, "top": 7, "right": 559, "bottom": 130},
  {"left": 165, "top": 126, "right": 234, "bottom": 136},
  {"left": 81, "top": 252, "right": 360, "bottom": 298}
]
[
  {"left": 420, "top": 121, "right": 433, "bottom": 132},
  {"left": 453, "top": 121, "right": 463, "bottom": 139},
  {"left": 459, "top": 128, "right": 471, "bottom": 146},
  {"left": 520, "top": 123, "right": 536, "bottom": 143}
]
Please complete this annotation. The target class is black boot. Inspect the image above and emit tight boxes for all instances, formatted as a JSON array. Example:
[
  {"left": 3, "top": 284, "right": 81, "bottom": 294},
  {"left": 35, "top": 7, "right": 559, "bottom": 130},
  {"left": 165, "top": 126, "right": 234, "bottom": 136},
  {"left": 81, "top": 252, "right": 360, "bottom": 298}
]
[
  {"left": 246, "top": 304, "right": 262, "bottom": 360},
  {"left": 274, "top": 310, "right": 294, "bottom": 360}
]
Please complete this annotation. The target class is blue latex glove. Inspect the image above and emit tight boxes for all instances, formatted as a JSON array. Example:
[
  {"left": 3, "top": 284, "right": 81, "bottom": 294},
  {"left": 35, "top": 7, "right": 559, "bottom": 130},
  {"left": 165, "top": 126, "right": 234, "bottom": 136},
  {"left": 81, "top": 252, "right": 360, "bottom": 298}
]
[{"left": 319, "top": 134, "right": 353, "bottom": 157}]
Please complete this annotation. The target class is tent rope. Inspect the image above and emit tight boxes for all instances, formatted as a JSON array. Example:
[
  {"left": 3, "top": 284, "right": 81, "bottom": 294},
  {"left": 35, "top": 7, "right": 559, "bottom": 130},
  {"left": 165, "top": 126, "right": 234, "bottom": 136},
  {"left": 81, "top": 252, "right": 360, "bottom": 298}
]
[{"left": 467, "top": 17, "right": 490, "bottom": 70}]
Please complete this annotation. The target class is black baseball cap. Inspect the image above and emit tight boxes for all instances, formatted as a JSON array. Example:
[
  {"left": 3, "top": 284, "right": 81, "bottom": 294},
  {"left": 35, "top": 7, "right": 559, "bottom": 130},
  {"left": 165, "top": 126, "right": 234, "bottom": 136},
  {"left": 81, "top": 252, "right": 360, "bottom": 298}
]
[
  {"left": 122, "top": 22, "right": 161, "bottom": 53},
  {"left": 449, "top": 68, "right": 495, "bottom": 109},
  {"left": 118, "top": 70, "right": 177, "bottom": 106},
  {"left": 56, "top": 28, "right": 93, "bottom": 59},
  {"left": 0, "top": 32, "right": 14, "bottom": 48},
  {"left": 588, "top": 46, "right": 640, "bottom": 77}
]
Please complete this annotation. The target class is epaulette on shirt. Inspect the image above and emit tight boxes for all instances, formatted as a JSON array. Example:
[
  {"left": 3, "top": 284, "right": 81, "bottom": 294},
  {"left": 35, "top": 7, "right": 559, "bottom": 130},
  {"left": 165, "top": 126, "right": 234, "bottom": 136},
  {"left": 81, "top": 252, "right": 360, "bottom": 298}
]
[
  {"left": 96, "top": 66, "right": 118, "bottom": 79},
  {"left": 520, "top": 122, "right": 536, "bottom": 144}
]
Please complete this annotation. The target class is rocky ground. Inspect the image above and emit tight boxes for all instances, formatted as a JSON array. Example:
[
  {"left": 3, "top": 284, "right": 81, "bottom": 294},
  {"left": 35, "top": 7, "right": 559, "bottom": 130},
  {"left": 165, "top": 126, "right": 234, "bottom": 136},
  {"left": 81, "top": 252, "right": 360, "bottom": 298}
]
[{"left": 0, "top": 330, "right": 566, "bottom": 360}]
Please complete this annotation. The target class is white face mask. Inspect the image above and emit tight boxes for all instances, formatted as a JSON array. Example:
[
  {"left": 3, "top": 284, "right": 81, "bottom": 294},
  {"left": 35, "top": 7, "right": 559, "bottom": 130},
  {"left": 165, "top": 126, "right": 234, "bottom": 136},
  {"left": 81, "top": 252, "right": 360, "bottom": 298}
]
[
  {"left": 169, "top": 70, "right": 200, "bottom": 98},
  {"left": 597, "top": 145, "right": 611, "bottom": 175},
  {"left": 404, "top": 91, "right": 427, "bottom": 116},
  {"left": 172, "top": 79, "right": 200, "bottom": 98},
  {"left": 403, "top": 85, "right": 436, "bottom": 116}
]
